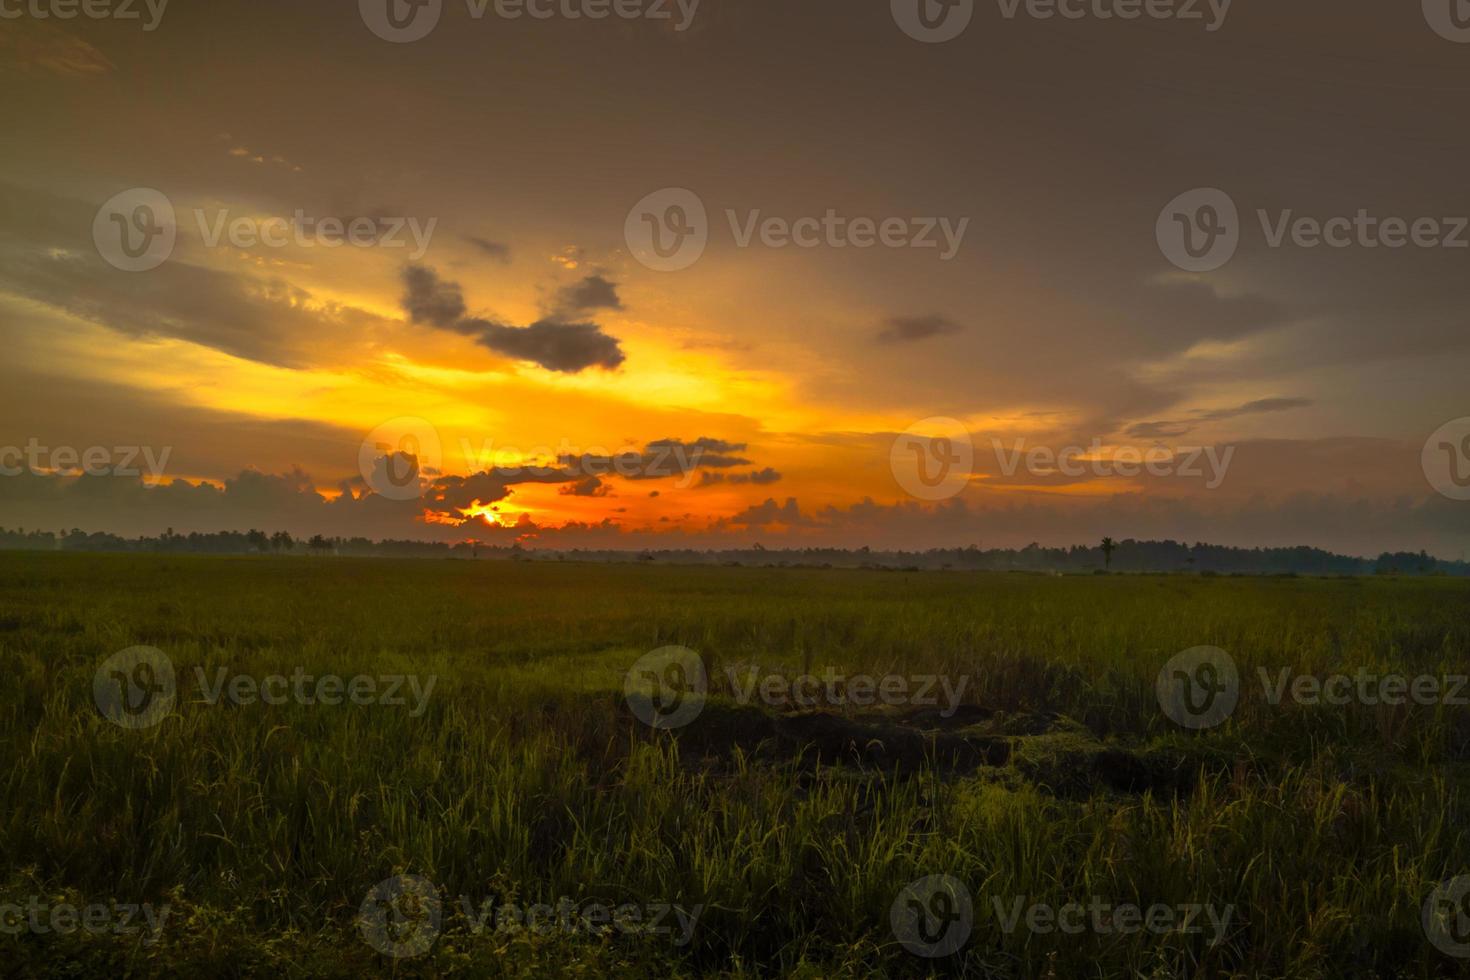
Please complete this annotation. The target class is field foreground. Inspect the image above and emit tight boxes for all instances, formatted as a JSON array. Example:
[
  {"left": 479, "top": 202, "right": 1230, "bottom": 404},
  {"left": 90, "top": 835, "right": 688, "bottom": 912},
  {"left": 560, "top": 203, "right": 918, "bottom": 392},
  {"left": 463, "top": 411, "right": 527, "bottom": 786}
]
[{"left": 1, "top": 553, "right": 1469, "bottom": 977}]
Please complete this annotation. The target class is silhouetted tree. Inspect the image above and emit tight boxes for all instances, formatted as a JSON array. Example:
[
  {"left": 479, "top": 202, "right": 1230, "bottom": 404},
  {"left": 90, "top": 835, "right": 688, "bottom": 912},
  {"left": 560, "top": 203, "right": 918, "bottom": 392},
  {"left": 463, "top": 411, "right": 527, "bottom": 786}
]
[{"left": 1101, "top": 537, "right": 1116, "bottom": 571}]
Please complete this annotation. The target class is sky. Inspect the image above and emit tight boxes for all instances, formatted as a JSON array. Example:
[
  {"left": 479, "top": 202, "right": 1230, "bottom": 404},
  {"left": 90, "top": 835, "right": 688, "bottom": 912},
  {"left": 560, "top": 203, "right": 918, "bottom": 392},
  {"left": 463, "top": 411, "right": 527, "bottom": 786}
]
[{"left": 3, "top": 0, "right": 1470, "bottom": 556}]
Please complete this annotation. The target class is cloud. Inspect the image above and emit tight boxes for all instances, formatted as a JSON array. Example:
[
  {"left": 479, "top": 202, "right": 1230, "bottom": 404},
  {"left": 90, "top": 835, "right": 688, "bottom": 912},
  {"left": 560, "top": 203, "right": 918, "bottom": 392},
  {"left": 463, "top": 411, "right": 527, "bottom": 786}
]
[
  {"left": 698, "top": 467, "right": 782, "bottom": 487},
  {"left": 1122, "top": 420, "right": 1195, "bottom": 440},
  {"left": 555, "top": 274, "right": 623, "bottom": 313},
  {"left": 559, "top": 475, "right": 611, "bottom": 497},
  {"left": 400, "top": 264, "right": 625, "bottom": 373},
  {"left": 0, "top": 182, "right": 387, "bottom": 368},
  {"left": 1198, "top": 397, "right": 1314, "bottom": 422},
  {"left": 550, "top": 246, "right": 583, "bottom": 270},
  {"left": 0, "top": 359, "right": 370, "bottom": 481},
  {"left": 1125, "top": 397, "right": 1313, "bottom": 439},
  {"left": 1132, "top": 279, "right": 1291, "bottom": 348},
  {"left": 728, "top": 497, "right": 807, "bottom": 527},
  {"left": 560, "top": 437, "right": 752, "bottom": 482},
  {"left": 423, "top": 466, "right": 579, "bottom": 513},
  {"left": 400, "top": 263, "right": 467, "bottom": 328},
  {"left": 362, "top": 437, "right": 765, "bottom": 515},
  {"left": 5, "top": 431, "right": 1469, "bottom": 559},
  {"left": 466, "top": 236, "right": 511, "bottom": 263},
  {"left": 224, "top": 144, "right": 302, "bottom": 172},
  {"left": 0, "top": 22, "right": 113, "bottom": 76},
  {"left": 467, "top": 317, "right": 626, "bottom": 373},
  {"left": 876, "top": 314, "right": 963, "bottom": 344}
]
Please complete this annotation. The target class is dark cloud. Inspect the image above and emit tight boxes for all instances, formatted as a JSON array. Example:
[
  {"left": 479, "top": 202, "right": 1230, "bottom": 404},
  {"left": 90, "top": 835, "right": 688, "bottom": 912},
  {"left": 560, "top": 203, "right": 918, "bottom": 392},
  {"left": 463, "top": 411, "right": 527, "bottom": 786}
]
[
  {"left": 1123, "top": 420, "right": 1195, "bottom": 440},
  {"left": 1125, "top": 397, "right": 1313, "bottom": 439},
  {"left": 400, "top": 264, "right": 468, "bottom": 329},
  {"left": 556, "top": 274, "right": 623, "bottom": 313},
  {"left": 400, "top": 264, "right": 625, "bottom": 373},
  {"left": 648, "top": 437, "right": 749, "bottom": 466},
  {"left": 469, "top": 317, "right": 626, "bottom": 373},
  {"left": 466, "top": 236, "right": 511, "bottom": 263},
  {"left": 559, "top": 476, "right": 611, "bottom": 497},
  {"left": 698, "top": 467, "right": 782, "bottom": 487},
  {"left": 876, "top": 314, "right": 963, "bottom": 344},
  {"left": 561, "top": 437, "right": 752, "bottom": 481},
  {"left": 1201, "top": 398, "right": 1314, "bottom": 421},
  {"left": 728, "top": 497, "right": 807, "bottom": 527},
  {"left": 423, "top": 466, "right": 578, "bottom": 513}
]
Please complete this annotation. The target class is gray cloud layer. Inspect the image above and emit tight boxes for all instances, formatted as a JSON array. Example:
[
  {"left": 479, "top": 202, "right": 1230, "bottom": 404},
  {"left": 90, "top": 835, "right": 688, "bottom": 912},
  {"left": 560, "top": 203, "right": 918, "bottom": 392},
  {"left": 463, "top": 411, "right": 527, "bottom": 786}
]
[{"left": 7, "top": 463, "right": 1465, "bottom": 559}]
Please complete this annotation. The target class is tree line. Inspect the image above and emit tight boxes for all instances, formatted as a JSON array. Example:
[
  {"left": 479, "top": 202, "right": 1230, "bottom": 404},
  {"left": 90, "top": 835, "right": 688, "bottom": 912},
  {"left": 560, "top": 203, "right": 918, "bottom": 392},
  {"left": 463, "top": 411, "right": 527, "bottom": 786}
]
[{"left": 0, "top": 526, "right": 1464, "bottom": 576}]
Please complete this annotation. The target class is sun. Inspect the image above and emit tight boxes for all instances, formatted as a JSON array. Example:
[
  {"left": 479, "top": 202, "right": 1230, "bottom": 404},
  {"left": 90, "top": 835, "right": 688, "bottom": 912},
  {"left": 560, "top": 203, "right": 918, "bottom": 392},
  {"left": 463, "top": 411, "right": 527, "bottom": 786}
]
[
  {"left": 457, "top": 501, "right": 503, "bottom": 525},
  {"left": 421, "top": 500, "right": 505, "bottom": 526}
]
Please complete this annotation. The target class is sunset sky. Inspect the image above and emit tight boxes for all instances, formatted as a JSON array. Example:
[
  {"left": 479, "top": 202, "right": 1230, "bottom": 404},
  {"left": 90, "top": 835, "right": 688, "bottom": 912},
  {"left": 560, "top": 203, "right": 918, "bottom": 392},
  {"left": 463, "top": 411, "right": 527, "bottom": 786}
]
[{"left": 3, "top": 1, "right": 1470, "bottom": 556}]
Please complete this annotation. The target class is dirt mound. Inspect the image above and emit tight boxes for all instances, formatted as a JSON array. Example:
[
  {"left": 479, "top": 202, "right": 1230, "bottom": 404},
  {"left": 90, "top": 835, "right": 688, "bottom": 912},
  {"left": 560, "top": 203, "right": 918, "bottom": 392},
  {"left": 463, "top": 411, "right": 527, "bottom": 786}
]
[
  {"left": 625, "top": 699, "right": 1196, "bottom": 796},
  {"left": 661, "top": 702, "right": 1009, "bottom": 775}
]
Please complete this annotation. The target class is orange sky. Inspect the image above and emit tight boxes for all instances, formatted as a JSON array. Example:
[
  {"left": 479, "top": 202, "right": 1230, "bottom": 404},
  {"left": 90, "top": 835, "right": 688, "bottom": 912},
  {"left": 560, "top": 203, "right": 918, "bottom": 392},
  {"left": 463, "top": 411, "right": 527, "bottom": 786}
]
[{"left": 2, "top": 6, "right": 1469, "bottom": 556}]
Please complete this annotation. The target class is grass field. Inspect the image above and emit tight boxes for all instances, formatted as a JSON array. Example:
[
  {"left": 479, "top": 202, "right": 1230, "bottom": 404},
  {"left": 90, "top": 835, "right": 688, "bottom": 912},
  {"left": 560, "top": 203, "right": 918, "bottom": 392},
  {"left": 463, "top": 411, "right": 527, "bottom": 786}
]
[{"left": 2, "top": 552, "right": 1469, "bottom": 977}]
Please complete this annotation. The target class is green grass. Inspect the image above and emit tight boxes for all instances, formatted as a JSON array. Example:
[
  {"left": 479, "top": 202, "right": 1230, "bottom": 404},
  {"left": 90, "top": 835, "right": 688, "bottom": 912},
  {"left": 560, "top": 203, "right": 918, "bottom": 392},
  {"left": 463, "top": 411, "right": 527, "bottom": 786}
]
[{"left": 1, "top": 552, "right": 1469, "bottom": 977}]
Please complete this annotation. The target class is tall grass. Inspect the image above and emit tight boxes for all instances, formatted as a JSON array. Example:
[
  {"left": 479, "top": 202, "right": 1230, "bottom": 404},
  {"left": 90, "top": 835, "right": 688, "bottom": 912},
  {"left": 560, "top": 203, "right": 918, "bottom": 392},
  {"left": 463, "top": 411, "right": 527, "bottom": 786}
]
[{"left": 0, "top": 553, "right": 1467, "bottom": 976}]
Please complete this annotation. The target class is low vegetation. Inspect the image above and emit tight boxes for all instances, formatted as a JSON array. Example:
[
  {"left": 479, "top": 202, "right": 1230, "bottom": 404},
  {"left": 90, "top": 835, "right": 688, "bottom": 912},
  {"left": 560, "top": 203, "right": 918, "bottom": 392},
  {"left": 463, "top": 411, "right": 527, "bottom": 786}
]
[{"left": 1, "top": 553, "right": 1467, "bottom": 977}]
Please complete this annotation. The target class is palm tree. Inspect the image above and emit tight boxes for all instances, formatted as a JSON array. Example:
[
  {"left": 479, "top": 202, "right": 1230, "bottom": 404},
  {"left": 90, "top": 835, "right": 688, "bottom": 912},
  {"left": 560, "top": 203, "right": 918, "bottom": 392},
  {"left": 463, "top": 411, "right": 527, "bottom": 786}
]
[{"left": 1100, "top": 536, "right": 1116, "bottom": 572}]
